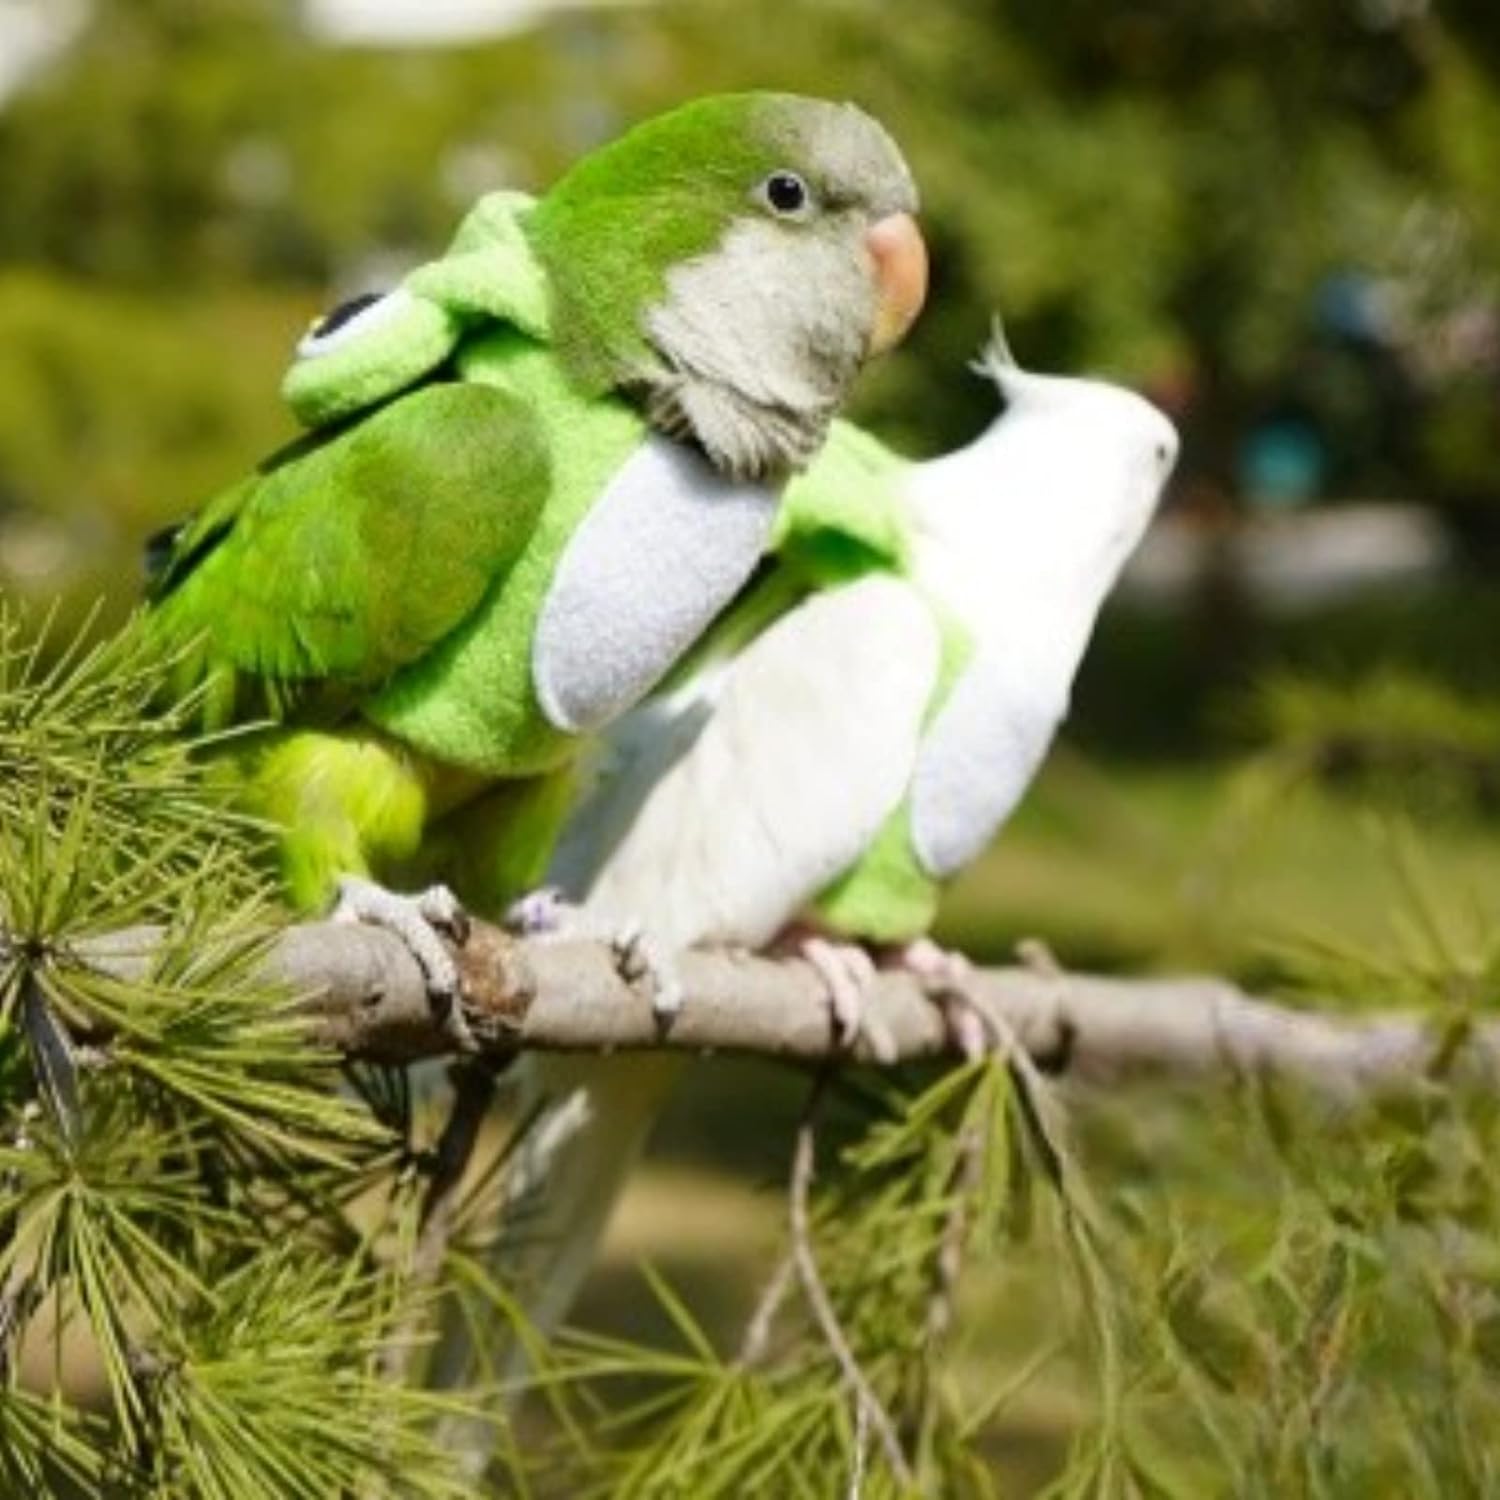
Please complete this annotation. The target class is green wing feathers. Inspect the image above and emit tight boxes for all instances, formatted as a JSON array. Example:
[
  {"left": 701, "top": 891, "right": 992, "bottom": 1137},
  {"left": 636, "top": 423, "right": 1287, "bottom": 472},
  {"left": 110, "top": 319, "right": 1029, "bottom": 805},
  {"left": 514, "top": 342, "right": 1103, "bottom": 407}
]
[{"left": 146, "top": 382, "right": 550, "bottom": 724}]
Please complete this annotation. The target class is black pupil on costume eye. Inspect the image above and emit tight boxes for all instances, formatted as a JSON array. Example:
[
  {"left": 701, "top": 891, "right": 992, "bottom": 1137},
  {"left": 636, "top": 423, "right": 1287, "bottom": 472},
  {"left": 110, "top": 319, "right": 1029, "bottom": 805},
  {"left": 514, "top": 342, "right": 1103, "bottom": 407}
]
[
  {"left": 315, "top": 292, "right": 383, "bottom": 339},
  {"left": 767, "top": 173, "right": 806, "bottom": 213}
]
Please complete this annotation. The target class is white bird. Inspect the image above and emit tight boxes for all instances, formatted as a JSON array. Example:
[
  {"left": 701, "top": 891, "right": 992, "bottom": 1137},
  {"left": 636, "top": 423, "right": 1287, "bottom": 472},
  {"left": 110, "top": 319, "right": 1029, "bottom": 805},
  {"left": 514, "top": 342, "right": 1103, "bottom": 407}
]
[{"left": 438, "top": 329, "right": 1180, "bottom": 1424}]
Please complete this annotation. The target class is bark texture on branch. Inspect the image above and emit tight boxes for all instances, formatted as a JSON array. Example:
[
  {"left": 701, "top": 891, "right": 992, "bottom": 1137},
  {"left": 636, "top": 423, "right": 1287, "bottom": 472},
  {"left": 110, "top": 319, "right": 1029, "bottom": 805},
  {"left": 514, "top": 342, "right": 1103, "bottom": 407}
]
[{"left": 71, "top": 916, "right": 1500, "bottom": 1093}]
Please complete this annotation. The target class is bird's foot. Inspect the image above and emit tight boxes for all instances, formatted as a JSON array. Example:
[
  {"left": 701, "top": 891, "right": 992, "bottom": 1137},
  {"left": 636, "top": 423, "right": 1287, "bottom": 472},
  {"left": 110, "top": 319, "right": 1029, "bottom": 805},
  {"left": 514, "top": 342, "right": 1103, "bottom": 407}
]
[
  {"left": 331, "top": 875, "right": 475, "bottom": 1050},
  {"left": 780, "top": 925, "right": 895, "bottom": 1062},
  {"left": 504, "top": 886, "right": 683, "bottom": 1024},
  {"left": 884, "top": 937, "right": 989, "bottom": 1061}
]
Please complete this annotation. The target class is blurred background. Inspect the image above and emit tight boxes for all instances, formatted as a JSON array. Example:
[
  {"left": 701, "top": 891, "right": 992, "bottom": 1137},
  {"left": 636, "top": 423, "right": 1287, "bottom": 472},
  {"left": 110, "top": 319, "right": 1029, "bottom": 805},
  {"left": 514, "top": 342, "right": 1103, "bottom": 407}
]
[{"left": 3, "top": 0, "right": 1499, "bottom": 1486}]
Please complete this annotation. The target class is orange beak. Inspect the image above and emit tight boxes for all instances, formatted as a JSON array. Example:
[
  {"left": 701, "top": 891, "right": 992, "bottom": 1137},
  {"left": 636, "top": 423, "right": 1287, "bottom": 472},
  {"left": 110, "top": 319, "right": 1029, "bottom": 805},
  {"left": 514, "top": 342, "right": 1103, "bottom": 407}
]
[{"left": 865, "top": 211, "right": 928, "bottom": 355}]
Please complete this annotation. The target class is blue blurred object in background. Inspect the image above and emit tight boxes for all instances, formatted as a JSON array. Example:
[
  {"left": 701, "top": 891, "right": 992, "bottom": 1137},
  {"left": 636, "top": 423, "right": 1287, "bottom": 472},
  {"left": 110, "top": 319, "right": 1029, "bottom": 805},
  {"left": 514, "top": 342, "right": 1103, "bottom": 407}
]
[{"left": 1237, "top": 416, "right": 1328, "bottom": 511}]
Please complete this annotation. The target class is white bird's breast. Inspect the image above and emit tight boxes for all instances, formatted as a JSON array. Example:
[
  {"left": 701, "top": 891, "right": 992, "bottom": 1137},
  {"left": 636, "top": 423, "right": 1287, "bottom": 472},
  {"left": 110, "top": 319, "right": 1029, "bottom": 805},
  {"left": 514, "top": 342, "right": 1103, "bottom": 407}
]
[{"left": 532, "top": 434, "right": 779, "bottom": 735}]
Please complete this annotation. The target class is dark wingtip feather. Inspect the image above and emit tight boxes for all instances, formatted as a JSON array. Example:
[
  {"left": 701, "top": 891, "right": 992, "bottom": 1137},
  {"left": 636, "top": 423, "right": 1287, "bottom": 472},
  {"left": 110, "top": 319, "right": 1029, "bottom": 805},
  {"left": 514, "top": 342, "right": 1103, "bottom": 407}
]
[{"left": 143, "top": 522, "right": 184, "bottom": 592}]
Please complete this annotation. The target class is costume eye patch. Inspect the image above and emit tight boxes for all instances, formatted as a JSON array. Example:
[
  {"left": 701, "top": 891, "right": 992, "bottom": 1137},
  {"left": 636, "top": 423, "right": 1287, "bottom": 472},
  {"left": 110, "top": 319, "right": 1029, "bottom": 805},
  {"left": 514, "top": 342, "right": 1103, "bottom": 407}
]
[{"left": 296, "top": 287, "right": 409, "bottom": 358}]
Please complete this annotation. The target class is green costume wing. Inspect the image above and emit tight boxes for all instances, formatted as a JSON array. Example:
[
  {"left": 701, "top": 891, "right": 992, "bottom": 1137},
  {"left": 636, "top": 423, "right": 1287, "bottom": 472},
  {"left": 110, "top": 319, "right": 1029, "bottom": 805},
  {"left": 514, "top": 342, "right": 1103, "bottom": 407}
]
[{"left": 147, "top": 380, "right": 550, "bottom": 725}]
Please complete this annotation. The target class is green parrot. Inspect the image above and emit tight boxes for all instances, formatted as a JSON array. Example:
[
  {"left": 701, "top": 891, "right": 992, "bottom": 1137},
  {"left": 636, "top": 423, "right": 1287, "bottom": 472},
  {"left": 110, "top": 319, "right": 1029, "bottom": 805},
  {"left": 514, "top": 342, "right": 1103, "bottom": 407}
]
[{"left": 143, "top": 93, "right": 926, "bottom": 1037}]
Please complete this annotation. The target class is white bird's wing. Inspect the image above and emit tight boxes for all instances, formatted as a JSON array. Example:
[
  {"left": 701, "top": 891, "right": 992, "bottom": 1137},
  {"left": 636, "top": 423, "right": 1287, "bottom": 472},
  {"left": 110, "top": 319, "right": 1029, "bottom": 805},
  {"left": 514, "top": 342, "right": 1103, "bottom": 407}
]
[
  {"left": 545, "top": 672, "right": 724, "bottom": 900},
  {"left": 586, "top": 572, "right": 943, "bottom": 950}
]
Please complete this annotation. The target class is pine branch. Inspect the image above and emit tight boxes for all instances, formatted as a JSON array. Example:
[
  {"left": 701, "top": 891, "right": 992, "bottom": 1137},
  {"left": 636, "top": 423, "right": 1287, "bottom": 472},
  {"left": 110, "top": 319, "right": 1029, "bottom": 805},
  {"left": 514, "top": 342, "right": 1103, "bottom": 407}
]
[
  {"left": 788, "top": 1072, "right": 915, "bottom": 1489},
  {"left": 45, "top": 916, "right": 1500, "bottom": 1091},
  {"left": 737, "top": 1250, "right": 796, "bottom": 1367}
]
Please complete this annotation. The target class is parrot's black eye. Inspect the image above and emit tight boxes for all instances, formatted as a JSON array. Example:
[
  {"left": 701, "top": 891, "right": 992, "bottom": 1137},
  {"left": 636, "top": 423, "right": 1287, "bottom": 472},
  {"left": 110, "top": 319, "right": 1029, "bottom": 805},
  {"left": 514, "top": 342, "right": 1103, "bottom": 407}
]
[{"left": 759, "top": 171, "right": 811, "bottom": 219}]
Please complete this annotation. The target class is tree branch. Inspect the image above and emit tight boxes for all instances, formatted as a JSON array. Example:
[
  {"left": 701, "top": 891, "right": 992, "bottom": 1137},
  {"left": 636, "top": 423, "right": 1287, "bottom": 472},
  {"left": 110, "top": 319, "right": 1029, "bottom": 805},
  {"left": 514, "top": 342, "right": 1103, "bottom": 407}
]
[
  {"left": 381, "top": 1058, "right": 502, "bottom": 1384},
  {"left": 67, "top": 916, "right": 1500, "bottom": 1093}
]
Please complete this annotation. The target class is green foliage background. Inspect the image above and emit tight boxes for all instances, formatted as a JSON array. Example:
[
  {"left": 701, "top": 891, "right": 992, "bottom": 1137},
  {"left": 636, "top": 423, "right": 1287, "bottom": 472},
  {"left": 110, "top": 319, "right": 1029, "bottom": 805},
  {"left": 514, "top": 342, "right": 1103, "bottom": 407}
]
[{"left": 2, "top": 0, "right": 1498, "bottom": 588}]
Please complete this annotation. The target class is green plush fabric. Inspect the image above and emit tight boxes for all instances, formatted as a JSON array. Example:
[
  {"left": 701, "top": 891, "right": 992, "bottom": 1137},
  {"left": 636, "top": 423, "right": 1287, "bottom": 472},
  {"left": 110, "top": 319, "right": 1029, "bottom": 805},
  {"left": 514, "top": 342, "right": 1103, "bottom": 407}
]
[
  {"left": 263, "top": 185, "right": 657, "bottom": 776},
  {"left": 811, "top": 804, "right": 943, "bottom": 944},
  {"left": 364, "top": 330, "right": 648, "bottom": 775},
  {"left": 152, "top": 188, "right": 652, "bottom": 774},
  {"left": 282, "top": 296, "right": 462, "bottom": 430},
  {"left": 774, "top": 418, "right": 913, "bottom": 584},
  {"left": 407, "top": 191, "right": 551, "bottom": 336},
  {"left": 282, "top": 190, "right": 548, "bottom": 429},
  {"left": 810, "top": 592, "right": 975, "bottom": 943}
]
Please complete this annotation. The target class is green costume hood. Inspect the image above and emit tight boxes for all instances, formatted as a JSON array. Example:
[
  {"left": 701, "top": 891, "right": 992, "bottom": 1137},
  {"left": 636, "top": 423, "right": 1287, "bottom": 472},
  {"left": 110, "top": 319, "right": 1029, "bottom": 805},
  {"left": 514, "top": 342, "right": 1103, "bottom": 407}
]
[{"left": 282, "top": 190, "right": 550, "bottom": 429}]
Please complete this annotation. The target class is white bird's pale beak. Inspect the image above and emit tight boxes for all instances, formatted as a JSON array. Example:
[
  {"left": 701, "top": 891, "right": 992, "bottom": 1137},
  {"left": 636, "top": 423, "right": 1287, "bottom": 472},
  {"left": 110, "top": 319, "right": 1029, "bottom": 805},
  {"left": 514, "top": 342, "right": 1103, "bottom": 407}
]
[{"left": 865, "top": 212, "right": 928, "bottom": 356}]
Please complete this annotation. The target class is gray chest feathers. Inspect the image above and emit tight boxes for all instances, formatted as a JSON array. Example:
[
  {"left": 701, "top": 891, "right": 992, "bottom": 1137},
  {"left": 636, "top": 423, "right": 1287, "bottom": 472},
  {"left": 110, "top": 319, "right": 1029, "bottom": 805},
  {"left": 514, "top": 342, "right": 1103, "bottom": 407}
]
[
  {"left": 642, "top": 218, "right": 874, "bottom": 481},
  {"left": 531, "top": 433, "right": 779, "bottom": 735}
]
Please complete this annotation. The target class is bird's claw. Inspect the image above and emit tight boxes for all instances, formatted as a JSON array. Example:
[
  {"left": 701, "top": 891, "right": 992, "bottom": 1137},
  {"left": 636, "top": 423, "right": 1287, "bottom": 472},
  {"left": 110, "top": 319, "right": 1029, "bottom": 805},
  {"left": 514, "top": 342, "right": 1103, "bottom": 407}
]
[
  {"left": 796, "top": 935, "right": 896, "bottom": 1063},
  {"left": 332, "top": 875, "right": 475, "bottom": 1051},
  {"left": 889, "top": 937, "right": 989, "bottom": 1061},
  {"left": 416, "top": 882, "right": 471, "bottom": 947},
  {"left": 504, "top": 887, "right": 683, "bottom": 1025},
  {"left": 614, "top": 924, "right": 683, "bottom": 1024}
]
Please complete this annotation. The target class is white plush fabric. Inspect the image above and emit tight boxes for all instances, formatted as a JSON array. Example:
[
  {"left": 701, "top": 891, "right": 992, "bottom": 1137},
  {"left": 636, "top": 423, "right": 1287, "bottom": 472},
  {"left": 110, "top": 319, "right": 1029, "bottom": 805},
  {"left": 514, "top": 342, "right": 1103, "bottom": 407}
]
[
  {"left": 531, "top": 433, "right": 778, "bottom": 735},
  {"left": 910, "top": 648, "right": 1061, "bottom": 878}
]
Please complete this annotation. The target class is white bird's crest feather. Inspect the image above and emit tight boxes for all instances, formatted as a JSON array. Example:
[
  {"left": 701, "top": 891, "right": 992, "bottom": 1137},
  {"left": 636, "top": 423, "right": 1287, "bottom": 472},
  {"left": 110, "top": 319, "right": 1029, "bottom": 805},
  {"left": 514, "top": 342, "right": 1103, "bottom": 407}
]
[{"left": 972, "top": 314, "right": 1019, "bottom": 383}]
